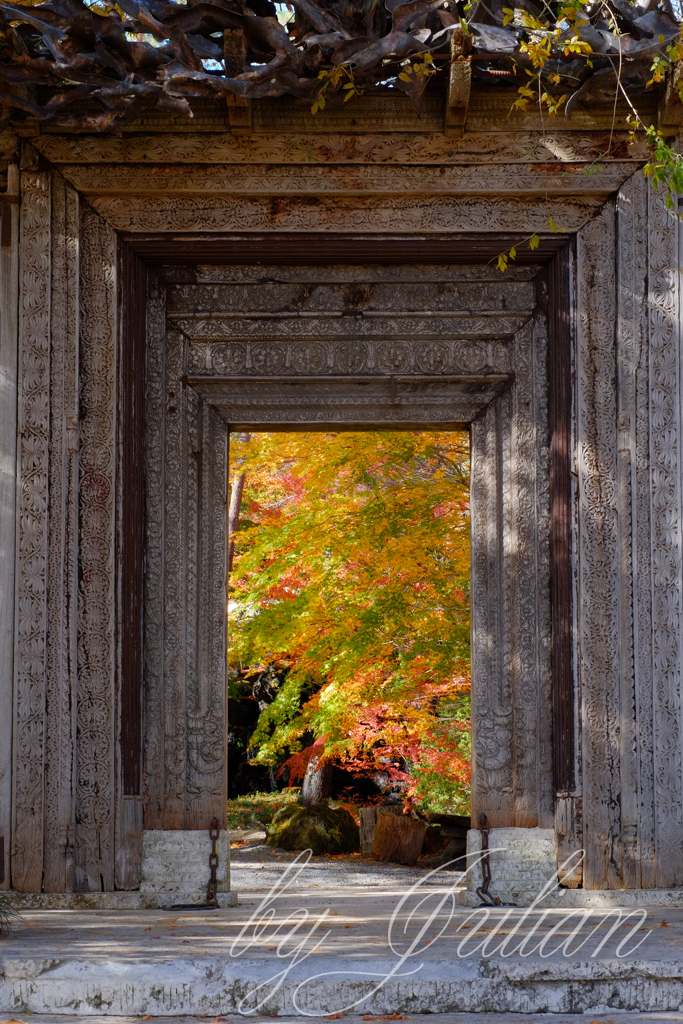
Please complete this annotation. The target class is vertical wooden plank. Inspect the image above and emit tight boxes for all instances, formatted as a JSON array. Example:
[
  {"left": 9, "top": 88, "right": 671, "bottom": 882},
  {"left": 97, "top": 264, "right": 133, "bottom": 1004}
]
[
  {"left": 545, "top": 246, "right": 583, "bottom": 886},
  {"left": 12, "top": 170, "right": 51, "bottom": 893},
  {"left": 508, "top": 315, "right": 552, "bottom": 828},
  {"left": 632, "top": 186, "right": 656, "bottom": 889},
  {"left": 547, "top": 246, "right": 575, "bottom": 796},
  {"left": 76, "top": 205, "right": 117, "bottom": 891},
  {"left": 115, "top": 243, "right": 146, "bottom": 888},
  {"left": 0, "top": 164, "right": 20, "bottom": 890},
  {"left": 142, "top": 273, "right": 166, "bottom": 828},
  {"left": 118, "top": 244, "right": 145, "bottom": 801},
  {"left": 615, "top": 171, "right": 649, "bottom": 890},
  {"left": 187, "top": 400, "right": 227, "bottom": 829},
  {"left": 161, "top": 327, "right": 188, "bottom": 829},
  {"left": 576, "top": 203, "right": 623, "bottom": 890},
  {"left": 648, "top": 183, "right": 683, "bottom": 888},
  {"left": 471, "top": 398, "right": 515, "bottom": 827},
  {"left": 43, "top": 173, "right": 79, "bottom": 893}
]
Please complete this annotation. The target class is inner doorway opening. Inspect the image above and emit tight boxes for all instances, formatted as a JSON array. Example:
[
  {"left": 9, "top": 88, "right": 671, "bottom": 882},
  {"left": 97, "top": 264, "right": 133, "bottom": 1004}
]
[{"left": 226, "top": 429, "right": 472, "bottom": 881}]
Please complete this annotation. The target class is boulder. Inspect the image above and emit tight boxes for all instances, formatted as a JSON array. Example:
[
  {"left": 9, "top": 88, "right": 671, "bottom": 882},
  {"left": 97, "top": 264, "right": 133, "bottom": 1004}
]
[{"left": 266, "top": 802, "right": 360, "bottom": 855}]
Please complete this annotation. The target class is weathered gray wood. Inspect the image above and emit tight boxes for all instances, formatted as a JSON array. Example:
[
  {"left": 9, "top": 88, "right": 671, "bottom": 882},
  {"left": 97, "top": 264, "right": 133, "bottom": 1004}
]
[
  {"left": 647, "top": 182, "right": 683, "bottom": 888},
  {"left": 372, "top": 812, "right": 425, "bottom": 866},
  {"left": 554, "top": 795, "right": 582, "bottom": 889},
  {"left": 615, "top": 171, "right": 649, "bottom": 891},
  {"left": 12, "top": 169, "right": 52, "bottom": 893},
  {"left": 471, "top": 313, "right": 551, "bottom": 830},
  {"left": 141, "top": 275, "right": 167, "bottom": 829},
  {"left": 75, "top": 205, "right": 117, "bottom": 891},
  {"left": 115, "top": 796, "right": 143, "bottom": 890},
  {"left": 576, "top": 202, "right": 623, "bottom": 891},
  {"left": 43, "top": 173, "right": 79, "bottom": 893},
  {"left": 0, "top": 163, "right": 19, "bottom": 891}
]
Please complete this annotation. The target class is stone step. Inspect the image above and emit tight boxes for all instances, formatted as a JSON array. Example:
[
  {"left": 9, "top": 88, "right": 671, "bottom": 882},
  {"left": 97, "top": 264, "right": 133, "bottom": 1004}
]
[
  {"left": 3, "top": 953, "right": 683, "bottom": 1016},
  {"left": 6, "top": 1016, "right": 683, "bottom": 1024},
  {"left": 1, "top": 897, "right": 682, "bottom": 1016}
]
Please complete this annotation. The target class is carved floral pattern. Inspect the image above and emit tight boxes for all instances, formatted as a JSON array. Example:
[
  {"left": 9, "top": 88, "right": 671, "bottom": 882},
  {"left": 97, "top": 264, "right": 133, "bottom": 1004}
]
[
  {"left": 174, "top": 316, "right": 524, "bottom": 344},
  {"left": 75, "top": 205, "right": 117, "bottom": 891},
  {"left": 647, "top": 183, "right": 683, "bottom": 887},
  {"left": 58, "top": 161, "right": 639, "bottom": 198},
  {"left": 44, "top": 173, "right": 79, "bottom": 893},
  {"left": 33, "top": 131, "right": 650, "bottom": 167},
  {"left": 187, "top": 339, "right": 511, "bottom": 377},
  {"left": 576, "top": 203, "right": 623, "bottom": 890},
  {"left": 90, "top": 194, "right": 601, "bottom": 235},
  {"left": 615, "top": 171, "right": 651, "bottom": 889},
  {"left": 13, "top": 172, "right": 51, "bottom": 893}
]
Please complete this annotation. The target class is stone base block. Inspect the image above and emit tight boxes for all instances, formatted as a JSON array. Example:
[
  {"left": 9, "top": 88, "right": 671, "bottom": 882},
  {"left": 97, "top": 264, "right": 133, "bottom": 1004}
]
[
  {"left": 466, "top": 826, "right": 557, "bottom": 903},
  {"left": 141, "top": 829, "right": 230, "bottom": 894}
]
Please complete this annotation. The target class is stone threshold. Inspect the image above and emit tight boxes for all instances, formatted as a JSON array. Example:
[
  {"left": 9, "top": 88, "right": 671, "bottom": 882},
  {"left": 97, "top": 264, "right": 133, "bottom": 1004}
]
[
  {"left": 461, "top": 889, "right": 683, "bottom": 908},
  {"left": 2, "top": 891, "right": 238, "bottom": 910}
]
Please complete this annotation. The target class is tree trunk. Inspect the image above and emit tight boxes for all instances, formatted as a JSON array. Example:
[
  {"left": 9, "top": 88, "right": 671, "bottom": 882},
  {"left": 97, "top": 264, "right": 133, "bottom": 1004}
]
[
  {"left": 301, "top": 755, "right": 333, "bottom": 807},
  {"left": 228, "top": 471, "right": 245, "bottom": 573},
  {"left": 371, "top": 811, "right": 425, "bottom": 866},
  {"left": 359, "top": 805, "right": 403, "bottom": 857}
]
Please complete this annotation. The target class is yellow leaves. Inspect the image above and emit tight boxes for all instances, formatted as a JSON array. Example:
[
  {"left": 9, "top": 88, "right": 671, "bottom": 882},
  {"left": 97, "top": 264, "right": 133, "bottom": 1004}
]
[
  {"left": 312, "top": 63, "right": 359, "bottom": 114},
  {"left": 561, "top": 34, "right": 592, "bottom": 57},
  {"left": 497, "top": 230, "right": 541, "bottom": 272},
  {"left": 541, "top": 90, "right": 567, "bottom": 117},
  {"left": 520, "top": 36, "right": 552, "bottom": 69}
]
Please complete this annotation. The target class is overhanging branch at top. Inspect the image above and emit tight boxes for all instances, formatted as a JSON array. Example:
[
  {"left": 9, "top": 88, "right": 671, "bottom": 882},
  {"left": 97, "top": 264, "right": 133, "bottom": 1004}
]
[{"left": 0, "top": 0, "right": 679, "bottom": 130}]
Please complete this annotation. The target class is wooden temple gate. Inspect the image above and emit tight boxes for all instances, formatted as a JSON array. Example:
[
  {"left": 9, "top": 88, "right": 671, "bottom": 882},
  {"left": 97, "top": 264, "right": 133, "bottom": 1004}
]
[{"left": 0, "top": 89, "right": 682, "bottom": 897}]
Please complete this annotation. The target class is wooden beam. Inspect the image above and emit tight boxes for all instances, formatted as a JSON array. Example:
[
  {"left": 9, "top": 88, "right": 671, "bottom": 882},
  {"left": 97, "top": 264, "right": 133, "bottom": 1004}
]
[{"left": 224, "top": 30, "right": 252, "bottom": 137}]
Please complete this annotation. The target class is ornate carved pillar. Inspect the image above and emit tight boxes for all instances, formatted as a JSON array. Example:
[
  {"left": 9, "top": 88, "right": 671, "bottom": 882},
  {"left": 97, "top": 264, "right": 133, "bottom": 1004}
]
[
  {"left": 577, "top": 179, "right": 683, "bottom": 889},
  {"left": 12, "top": 169, "right": 52, "bottom": 892},
  {"left": 646, "top": 182, "right": 683, "bottom": 887},
  {"left": 0, "top": 159, "right": 19, "bottom": 891},
  {"left": 470, "top": 313, "right": 552, "bottom": 830},
  {"left": 75, "top": 204, "right": 118, "bottom": 891}
]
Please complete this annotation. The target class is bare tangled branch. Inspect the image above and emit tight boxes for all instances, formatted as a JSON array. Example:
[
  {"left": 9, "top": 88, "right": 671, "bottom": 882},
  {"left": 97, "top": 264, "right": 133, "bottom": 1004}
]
[{"left": 0, "top": 0, "right": 679, "bottom": 130}]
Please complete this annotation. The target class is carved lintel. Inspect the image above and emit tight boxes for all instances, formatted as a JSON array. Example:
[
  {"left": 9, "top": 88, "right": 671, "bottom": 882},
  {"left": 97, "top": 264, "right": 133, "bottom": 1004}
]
[
  {"left": 658, "top": 64, "right": 683, "bottom": 136},
  {"left": 224, "top": 29, "right": 252, "bottom": 136},
  {"left": 444, "top": 34, "right": 471, "bottom": 138}
]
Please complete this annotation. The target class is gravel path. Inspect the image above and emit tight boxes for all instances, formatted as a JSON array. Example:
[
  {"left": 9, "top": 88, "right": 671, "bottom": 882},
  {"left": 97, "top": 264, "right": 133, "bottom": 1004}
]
[{"left": 229, "top": 832, "right": 460, "bottom": 893}]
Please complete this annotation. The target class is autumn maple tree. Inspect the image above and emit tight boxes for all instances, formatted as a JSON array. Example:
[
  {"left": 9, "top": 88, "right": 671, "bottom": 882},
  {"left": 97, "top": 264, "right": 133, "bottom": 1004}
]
[{"left": 228, "top": 429, "right": 472, "bottom": 814}]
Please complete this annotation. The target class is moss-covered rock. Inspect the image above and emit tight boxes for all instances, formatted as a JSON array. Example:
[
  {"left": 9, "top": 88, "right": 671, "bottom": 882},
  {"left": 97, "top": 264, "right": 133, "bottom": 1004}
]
[{"left": 266, "top": 802, "right": 360, "bottom": 855}]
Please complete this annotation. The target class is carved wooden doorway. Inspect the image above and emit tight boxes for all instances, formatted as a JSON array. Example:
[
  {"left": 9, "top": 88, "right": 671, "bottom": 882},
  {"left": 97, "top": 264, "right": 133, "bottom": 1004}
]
[{"left": 140, "top": 251, "right": 571, "bottom": 844}]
